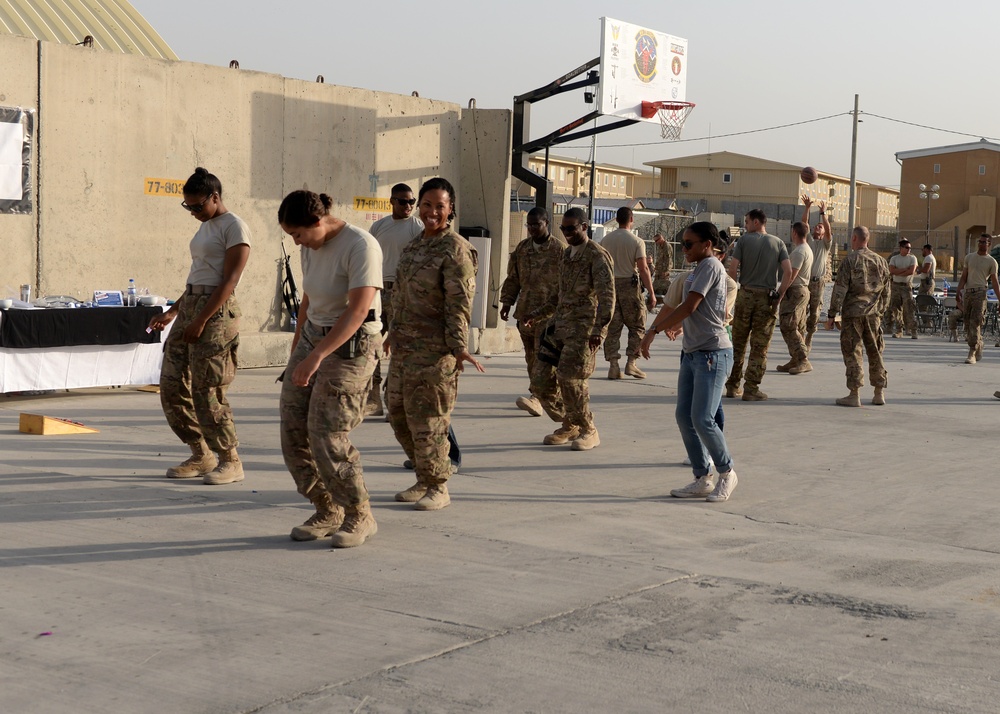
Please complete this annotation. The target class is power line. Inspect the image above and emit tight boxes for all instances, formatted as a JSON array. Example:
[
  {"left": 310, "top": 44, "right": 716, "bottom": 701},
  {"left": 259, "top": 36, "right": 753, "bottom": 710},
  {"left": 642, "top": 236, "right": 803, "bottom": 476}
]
[
  {"left": 860, "top": 112, "right": 1000, "bottom": 142},
  {"left": 561, "top": 111, "right": 852, "bottom": 149}
]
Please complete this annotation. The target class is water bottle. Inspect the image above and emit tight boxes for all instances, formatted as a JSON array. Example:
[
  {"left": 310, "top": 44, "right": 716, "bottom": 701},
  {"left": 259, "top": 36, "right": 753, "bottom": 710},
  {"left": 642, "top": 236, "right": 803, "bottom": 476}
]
[{"left": 127, "top": 279, "right": 137, "bottom": 307}]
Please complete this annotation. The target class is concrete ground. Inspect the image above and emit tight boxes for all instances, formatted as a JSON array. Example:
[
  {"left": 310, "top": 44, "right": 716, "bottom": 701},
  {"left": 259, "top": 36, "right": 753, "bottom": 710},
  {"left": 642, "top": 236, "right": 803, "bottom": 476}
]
[{"left": 2, "top": 326, "right": 999, "bottom": 713}]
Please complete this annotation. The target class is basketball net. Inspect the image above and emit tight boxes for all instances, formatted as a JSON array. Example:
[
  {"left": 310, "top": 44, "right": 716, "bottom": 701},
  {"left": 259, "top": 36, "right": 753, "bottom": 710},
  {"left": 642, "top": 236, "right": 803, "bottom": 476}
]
[{"left": 641, "top": 101, "right": 695, "bottom": 141}]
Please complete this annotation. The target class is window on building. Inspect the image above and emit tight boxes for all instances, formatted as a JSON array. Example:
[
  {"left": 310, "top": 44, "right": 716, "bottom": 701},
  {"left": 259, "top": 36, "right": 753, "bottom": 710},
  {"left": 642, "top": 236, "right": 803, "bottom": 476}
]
[
  {"left": 933, "top": 163, "right": 940, "bottom": 174},
  {"left": 549, "top": 167, "right": 555, "bottom": 180},
  {"left": 604, "top": 174, "right": 609, "bottom": 186},
  {"left": 980, "top": 165, "right": 987, "bottom": 175},
  {"left": 612, "top": 176, "right": 617, "bottom": 188},
  {"left": 560, "top": 167, "right": 565, "bottom": 181},
  {"left": 723, "top": 173, "right": 732, "bottom": 183}
]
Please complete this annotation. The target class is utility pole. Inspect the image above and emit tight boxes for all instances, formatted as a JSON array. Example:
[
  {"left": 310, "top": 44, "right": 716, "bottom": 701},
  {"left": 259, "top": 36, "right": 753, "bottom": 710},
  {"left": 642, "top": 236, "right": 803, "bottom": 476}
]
[{"left": 847, "top": 94, "right": 859, "bottom": 241}]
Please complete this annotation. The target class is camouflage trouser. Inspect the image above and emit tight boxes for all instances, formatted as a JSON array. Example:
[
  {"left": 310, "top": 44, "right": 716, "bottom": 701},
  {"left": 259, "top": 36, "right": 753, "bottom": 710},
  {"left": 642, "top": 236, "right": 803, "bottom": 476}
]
[
  {"left": 517, "top": 320, "right": 540, "bottom": 392},
  {"left": 653, "top": 273, "right": 672, "bottom": 297},
  {"left": 160, "top": 293, "right": 240, "bottom": 452},
  {"left": 840, "top": 315, "right": 886, "bottom": 390},
  {"left": 369, "top": 282, "right": 392, "bottom": 391},
  {"left": 387, "top": 353, "right": 459, "bottom": 487},
  {"left": 604, "top": 277, "right": 647, "bottom": 362},
  {"left": 805, "top": 279, "right": 826, "bottom": 343},
  {"left": 530, "top": 322, "right": 598, "bottom": 431},
  {"left": 779, "top": 285, "right": 810, "bottom": 362},
  {"left": 726, "top": 289, "right": 777, "bottom": 393},
  {"left": 962, "top": 288, "right": 988, "bottom": 351},
  {"left": 279, "top": 321, "right": 379, "bottom": 509},
  {"left": 888, "top": 283, "right": 917, "bottom": 334},
  {"left": 918, "top": 276, "right": 935, "bottom": 295}
]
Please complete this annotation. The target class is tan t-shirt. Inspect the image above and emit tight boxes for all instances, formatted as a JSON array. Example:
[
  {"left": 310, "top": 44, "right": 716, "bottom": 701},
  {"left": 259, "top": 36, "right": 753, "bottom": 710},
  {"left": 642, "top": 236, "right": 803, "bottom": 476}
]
[
  {"left": 889, "top": 253, "right": 918, "bottom": 285},
  {"left": 369, "top": 215, "right": 423, "bottom": 282},
  {"left": 301, "top": 224, "right": 383, "bottom": 334},
  {"left": 789, "top": 243, "right": 814, "bottom": 288},
  {"left": 965, "top": 252, "right": 999, "bottom": 289},
  {"left": 601, "top": 228, "right": 645, "bottom": 279},
  {"left": 185, "top": 212, "right": 251, "bottom": 286}
]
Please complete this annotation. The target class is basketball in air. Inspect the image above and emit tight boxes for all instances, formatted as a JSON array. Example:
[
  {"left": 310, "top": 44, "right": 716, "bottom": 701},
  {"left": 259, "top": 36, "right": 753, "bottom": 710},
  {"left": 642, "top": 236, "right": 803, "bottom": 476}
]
[{"left": 800, "top": 166, "right": 818, "bottom": 184}]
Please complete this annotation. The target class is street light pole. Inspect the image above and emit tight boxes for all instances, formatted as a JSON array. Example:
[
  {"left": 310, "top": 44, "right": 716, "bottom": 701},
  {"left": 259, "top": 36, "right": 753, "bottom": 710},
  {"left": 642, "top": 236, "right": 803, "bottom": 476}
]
[{"left": 918, "top": 183, "right": 940, "bottom": 241}]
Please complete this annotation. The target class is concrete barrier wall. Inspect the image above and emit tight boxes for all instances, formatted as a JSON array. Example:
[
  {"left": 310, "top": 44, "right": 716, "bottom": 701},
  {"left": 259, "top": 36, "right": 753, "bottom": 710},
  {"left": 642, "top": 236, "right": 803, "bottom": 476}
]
[
  {"left": 0, "top": 34, "right": 38, "bottom": 300},
  {"left": 0, "top": 36, "right": 515, "bottom": 365}
]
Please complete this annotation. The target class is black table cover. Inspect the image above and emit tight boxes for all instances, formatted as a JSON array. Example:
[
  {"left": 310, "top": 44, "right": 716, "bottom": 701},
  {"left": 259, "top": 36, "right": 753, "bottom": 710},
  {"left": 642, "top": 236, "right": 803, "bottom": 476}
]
[{"left": 0, "top": 306, "right": 164, "bottom": 348}]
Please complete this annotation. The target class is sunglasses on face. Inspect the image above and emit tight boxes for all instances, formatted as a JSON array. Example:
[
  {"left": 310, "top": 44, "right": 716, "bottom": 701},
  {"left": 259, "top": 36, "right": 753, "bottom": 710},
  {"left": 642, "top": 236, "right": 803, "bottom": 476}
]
[
  {"left": 559, "top": 224, "right": 582, "bottom": 234},
  {"left": 392, "top": 197, "right": 416, "bottom": 206},
  {"left": 181, "top": 194, "right": 214, "bottom": 213},
  {"left": 682, "top": 239, "right": 704, "bottom": 249}
]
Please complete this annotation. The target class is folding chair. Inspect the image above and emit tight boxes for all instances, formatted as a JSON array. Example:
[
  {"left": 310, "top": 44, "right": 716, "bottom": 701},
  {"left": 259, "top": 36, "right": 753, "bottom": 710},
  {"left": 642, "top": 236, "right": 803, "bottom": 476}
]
[{"left": 915, "top": 294, "right": 942, "bottom": 334}]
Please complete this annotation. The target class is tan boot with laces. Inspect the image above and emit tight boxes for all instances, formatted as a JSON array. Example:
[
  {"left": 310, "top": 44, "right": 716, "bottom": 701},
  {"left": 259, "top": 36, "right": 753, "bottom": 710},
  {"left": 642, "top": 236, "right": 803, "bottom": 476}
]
[
  {"left": 415, "top": 484, "right": 450, "bottom": 511},
  {"left": 543, "top": 425, "right": 580, "bottom": 445},
  {"left": 203, "top": 448, "right": 244, "bottom": 485},
  {"left": 166, "top": 440, "right": 217, "bottom": 479},
  {"left": 608, "top": 360, "right": 622, "bottom": 380},
  {"left": 624, "top": 358, "right": 646, "bottom": 379},
  {"left": 395, "top": 482, "right": 427, "bottom": 503},
  {"left": 330, "top": 502, "right": 377, "bottom": 548},
  {"left": 291, "top": 505, "right": 345, "bottom": 541}
]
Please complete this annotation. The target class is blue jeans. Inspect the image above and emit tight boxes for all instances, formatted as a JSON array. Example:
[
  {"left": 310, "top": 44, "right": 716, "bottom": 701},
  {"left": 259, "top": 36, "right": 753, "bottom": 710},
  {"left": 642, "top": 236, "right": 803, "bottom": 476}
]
[{"left": 676, "top": 348, "right": 734, "bottom": 478}]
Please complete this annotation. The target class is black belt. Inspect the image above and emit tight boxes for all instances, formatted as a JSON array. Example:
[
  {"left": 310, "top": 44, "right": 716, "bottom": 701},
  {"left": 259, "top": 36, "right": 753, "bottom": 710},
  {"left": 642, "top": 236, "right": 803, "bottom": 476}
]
[
  {"left": 314, "top": 309, "right": 377, "bottom": 335},
  {"left": 810, "top": 276, "right": 822, "bottom": 283},
  {"left": 383, "top": 280, "right": 394, "bottom": 289}
]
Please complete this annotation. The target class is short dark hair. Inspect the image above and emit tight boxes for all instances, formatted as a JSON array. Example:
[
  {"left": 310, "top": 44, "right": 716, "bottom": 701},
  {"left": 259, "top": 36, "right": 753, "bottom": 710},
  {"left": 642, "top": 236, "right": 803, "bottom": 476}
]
[
  {"left": 183, "top": 167, "right": 222, "bottom": 198},
  {"left": 745, "top": 208, "right": 767, "bottom": 224},
  {"left": 923, "top": 244, "right": 933, "bottom": 251},
  {"left": 616, "top": 206, "right": 632, "bottom": 224},
  {"left": 278, "top": 190, "right": 333, "bottom": 227},
  {"left": 981, "top": 233, "right": 992, "bottom": 240},
  {"left": 391, "top": 183, "right": 413, "bottom": 195},
  {"left": 899, "top": 238, "right": 911, "bottom": 247},
  {"left": 792, "top": 221, "right": 809, "bottom": 238},
  {"left": 564, "top": 207, "right": 588, "bottom": 224},
  {"left": 527, "top": 206, "right": 549, "bottom": 222},
  {"left": 418, "top": 177, "right": 457, "bottom": 221}
]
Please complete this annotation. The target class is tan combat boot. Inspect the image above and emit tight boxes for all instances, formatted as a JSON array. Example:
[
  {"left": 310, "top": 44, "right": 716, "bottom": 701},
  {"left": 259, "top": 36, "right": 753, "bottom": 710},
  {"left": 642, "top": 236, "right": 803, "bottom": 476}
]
[
  {"left": 571, "top": 429, "right": 600, "bottom": 451},
  {"left": 395, "top": 481, "right": 427, "bottom": 503},
  {"left": 872, "top": 388, "right": 886, "bottom": 406},
  {"left": 330, "top": 501, "right": 377, "bottom": 548},
  {"left": 742, "top": 389, "right": 768, "bottom": 401},
  {"left": 203, "top": 448, "right": 244, "bottom": 485},
  {"left": 776, "top": 361, "right": 794, "bottom": 373},
  {"left": 624, "top": 357, "right": 646, "bottom": 379},
  {"left": 515, "top": 395, "right": 543, "bottom": 416},
  {"left": 724, "top": 385, "right": 743, "bottom": 399},
  {"left": 291, "top": 491, "right": 344, "bottom": 541},
  {"left": 414, "top": 484, "right": 450, "bottom": 511},
  {"left": 608, "top": 359, "right": 622, "bottom": 380},
  {"left": 166, "top": 440, "right": 218, "bottom": 479},
  {"left": 543, "top": 424, "right": 580, "bottom": 445},
  {"left": 976, "top": 344, "right": 984, "bottom": 362},
  {"left": 966, "top": 349, "right": 977, "bottom": 365},
  {"left": 836, "top": 390, "right": 862, "bottom": 407},
  {"left": 788, "top": 359, "right": 813, "bottom": 375}
]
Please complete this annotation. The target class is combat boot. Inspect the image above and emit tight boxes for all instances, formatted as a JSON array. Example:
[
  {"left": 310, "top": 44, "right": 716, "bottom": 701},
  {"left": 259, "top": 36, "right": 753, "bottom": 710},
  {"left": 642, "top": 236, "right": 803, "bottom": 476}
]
[
  {"left": 203, "top": 448, "right": 244, "bottom": 485},
  {"left": 788, "top": 359, "right": 813, "bottom": 375},
  {"left": 291, "top": 493, "right": 344, "bottom": 541},
  {"left": 776, "top": 361, "right": 794, "bottom": 373},
  {"left": 624, "top": 357, "right": 646, "bottom": 379},
  {"left": 515, "top": 395, "right": 543, "bottom": 416},
  {"left": 741, "top": 389, "right": 768, "bottom": 402},
  {"left": 966, "top": 349, "right": 977, "bottom": 365},
  {"left": 910, "top": 330, "right": 918, "bottom": 340},
  {"left": 836, "top": 390, "right": 862, "bottom": 407},
  {"left": 330, "top": 501, "right": 377, "bottom": 548},
  {"left": 570, "top": 429, "right": 600, "bottom": 451},
  {"left": 365, "top": 383, "right": 385, "bottom": 416},
  {"left": 414, "top": 484, "right": 450, "bottom": 511},
  {"left": 543, "top": 425, "right": 580, "bottom": 445},
  {"left": 395, "top": 481, "right": 426, "bottom": 502},
  {"left": 872, "top": 388, "right": 886, "bottom": 406},
  {"left": 607, "top": 359, "right": 622, "bottom": 379},
  {"left": 724, "top": 385, "right": 742, "bottom": 399},
  {"left": 166, "top": 440, "right": 218, "bottom": 479},
  {"left": 976, "top": 344, "right": 984, "bottom": 361}
]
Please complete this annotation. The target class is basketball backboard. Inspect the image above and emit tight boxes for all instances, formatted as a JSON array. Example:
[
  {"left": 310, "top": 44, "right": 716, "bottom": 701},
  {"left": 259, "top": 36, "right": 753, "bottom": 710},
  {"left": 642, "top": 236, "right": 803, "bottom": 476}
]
[{"left": 597, "top": 17, "right": 688, "bottom": 124}]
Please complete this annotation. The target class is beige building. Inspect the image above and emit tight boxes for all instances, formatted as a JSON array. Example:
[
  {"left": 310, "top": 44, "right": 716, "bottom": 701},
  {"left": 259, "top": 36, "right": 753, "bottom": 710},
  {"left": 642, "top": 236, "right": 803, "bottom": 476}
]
[
  {"left": 645, "top": 151, "right": 899, "bottom": 243},
  {"left": 514, "top": 154, "right": 643, "bottom": 200},
  {"left": 895, "top": 140, "right": 1000, "bottom": 250}
]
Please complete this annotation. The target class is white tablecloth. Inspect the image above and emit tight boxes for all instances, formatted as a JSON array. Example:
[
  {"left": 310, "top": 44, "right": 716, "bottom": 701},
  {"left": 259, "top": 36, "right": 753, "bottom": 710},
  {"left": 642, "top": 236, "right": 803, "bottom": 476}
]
[{"left": 0, "top": 312, "right": 172, "bottom": 393}]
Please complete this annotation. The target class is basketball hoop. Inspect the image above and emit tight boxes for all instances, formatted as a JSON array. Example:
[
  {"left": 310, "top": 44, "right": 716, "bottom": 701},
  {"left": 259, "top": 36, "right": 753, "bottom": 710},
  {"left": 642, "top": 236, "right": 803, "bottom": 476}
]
[{"left": 641, "top": 101, "right": 695, "bottom": 141}]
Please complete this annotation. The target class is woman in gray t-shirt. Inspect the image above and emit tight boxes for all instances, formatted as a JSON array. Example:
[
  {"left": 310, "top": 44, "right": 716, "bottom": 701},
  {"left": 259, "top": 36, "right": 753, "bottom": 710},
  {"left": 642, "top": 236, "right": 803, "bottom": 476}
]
[{"left": 640, "top": 222, "right": 739, "bottom": 503}]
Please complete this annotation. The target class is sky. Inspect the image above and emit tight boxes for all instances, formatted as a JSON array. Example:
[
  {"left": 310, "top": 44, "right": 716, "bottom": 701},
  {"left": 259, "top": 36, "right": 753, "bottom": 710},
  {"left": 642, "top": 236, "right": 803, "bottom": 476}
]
[{"left": 133, "top": 0, "right": 998, "bottom": 191}]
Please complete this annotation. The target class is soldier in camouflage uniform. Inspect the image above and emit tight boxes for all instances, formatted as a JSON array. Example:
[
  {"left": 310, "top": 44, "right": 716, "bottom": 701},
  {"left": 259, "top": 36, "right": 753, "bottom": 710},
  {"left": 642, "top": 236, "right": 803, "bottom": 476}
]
[
  {"left": 500, "top": 206, "right": 565, "bottom": 417},
  {"left": 826, "top": 226, "right": 891, "bottom": 407},
  {"left": 956, "top": 234, "right": 1000, "bottom": 365},
  {"left": 523, "top": 207, "right": 615, "bottom": 451},
  {"left": 150, "top": 167, "right": 250, "bottom": 486},
  {"left": 887, "top": 239, "right": 919, "bottom": 339},
  {"left": 277, "top": 190, "right": 383, "bottom": 548},
  {"left": 652, "top": 233, "right": 674, "bottom": 299},
  {"left": 724, "top": 209, "right": 793, "bottom": 401},
  {"left": 387, "top": 178, "right": 484, "bottom": 512}
]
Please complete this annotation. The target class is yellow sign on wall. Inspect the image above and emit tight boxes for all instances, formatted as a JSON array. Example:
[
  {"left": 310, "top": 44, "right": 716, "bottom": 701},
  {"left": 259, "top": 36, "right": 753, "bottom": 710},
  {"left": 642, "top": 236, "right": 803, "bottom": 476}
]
[
  {"left": 353, "top": 196, "right": 392, "bottom": 212},
  {"left": 144, "top": 178, "right": 186, "bottom": 197}
]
